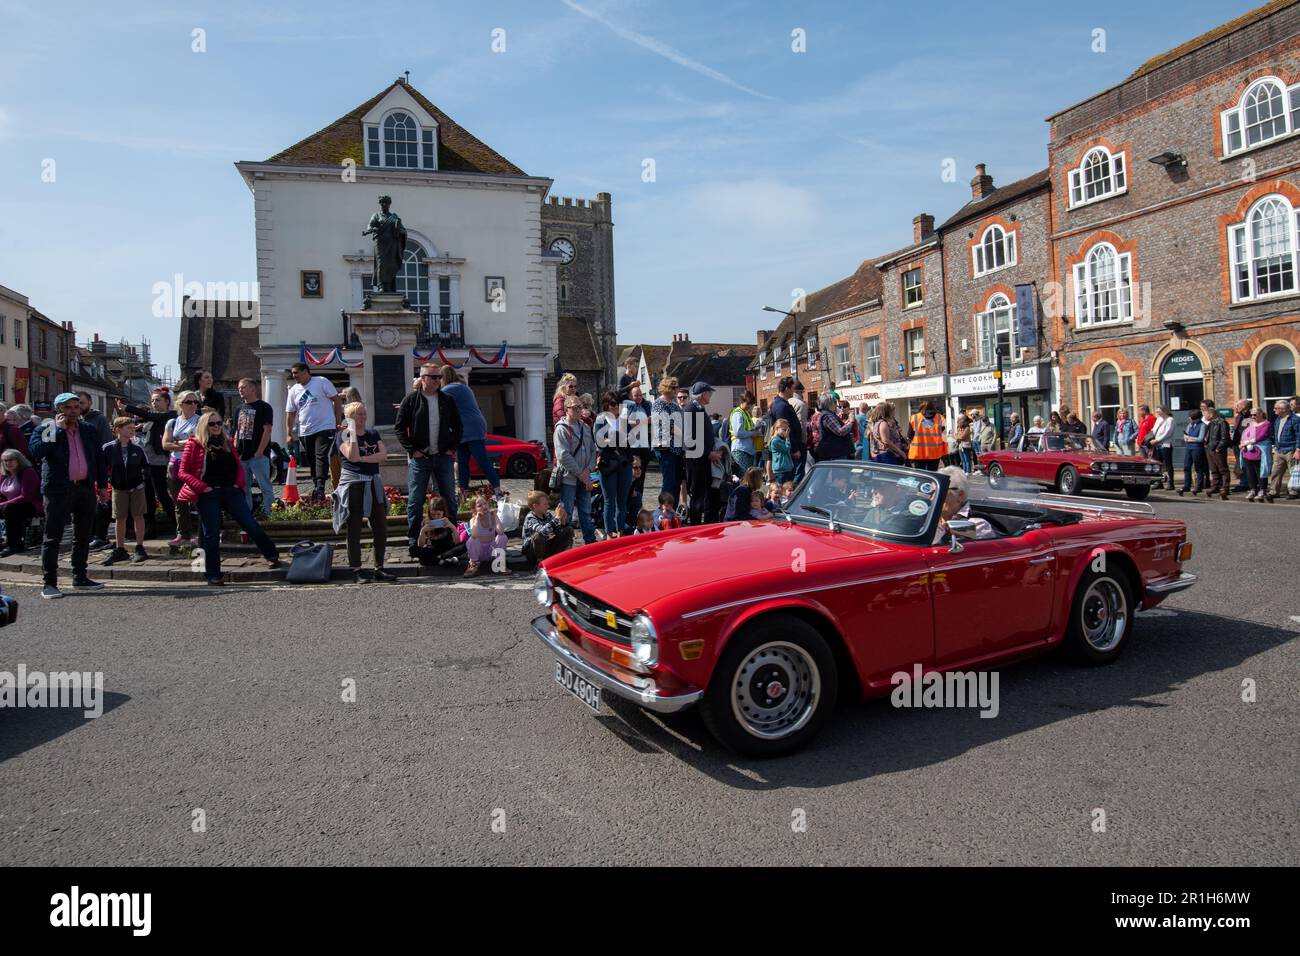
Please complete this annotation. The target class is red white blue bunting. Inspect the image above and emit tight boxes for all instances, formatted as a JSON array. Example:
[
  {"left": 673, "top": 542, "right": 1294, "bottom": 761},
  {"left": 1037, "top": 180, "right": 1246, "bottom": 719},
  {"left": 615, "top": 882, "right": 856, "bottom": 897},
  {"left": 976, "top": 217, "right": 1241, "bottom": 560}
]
[
  {"left": 411, "top": 342, "right": 509, "bottom": 369},
  {"left": 300, "top": 345, "right": 363, "bottom": 369}
]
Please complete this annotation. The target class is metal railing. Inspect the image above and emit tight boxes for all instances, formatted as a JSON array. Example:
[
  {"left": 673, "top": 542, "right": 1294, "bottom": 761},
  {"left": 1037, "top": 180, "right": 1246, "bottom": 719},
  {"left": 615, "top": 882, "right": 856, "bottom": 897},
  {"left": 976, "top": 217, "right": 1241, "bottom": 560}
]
[{"left": 416, "top": 312, "right": 465, "bottom": 349}]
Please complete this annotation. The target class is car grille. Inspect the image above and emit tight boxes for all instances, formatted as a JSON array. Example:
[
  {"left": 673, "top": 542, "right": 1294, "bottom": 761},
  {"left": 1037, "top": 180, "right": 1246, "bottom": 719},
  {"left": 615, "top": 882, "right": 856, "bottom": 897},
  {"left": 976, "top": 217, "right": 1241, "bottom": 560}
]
[
  {"left": 1104, "top": 461, "right": 1156, "bottom": 475},
  {"left": 554, "top": 584, "right": 633, "bottom": 645}
]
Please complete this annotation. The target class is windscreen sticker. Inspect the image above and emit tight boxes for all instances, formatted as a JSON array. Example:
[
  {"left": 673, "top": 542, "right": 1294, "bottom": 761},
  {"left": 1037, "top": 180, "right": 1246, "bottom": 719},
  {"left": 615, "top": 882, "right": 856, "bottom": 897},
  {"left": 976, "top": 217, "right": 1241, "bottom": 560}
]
[{"left": 908, "top": 500, "right": 929, "bottom": 516}]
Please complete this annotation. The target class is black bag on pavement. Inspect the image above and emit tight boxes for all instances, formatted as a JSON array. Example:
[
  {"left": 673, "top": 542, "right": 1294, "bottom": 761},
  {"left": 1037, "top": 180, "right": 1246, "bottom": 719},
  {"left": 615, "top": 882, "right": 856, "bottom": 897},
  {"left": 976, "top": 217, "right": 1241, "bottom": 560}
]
[{"left": 286, "top": 540, "right": 334, "bottom": 583}]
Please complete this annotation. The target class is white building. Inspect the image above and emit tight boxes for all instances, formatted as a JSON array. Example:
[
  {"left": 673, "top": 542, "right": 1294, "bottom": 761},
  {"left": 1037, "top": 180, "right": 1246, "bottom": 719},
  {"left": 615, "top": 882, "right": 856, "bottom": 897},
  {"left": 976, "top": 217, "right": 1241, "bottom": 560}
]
[
  {"left": 0, "top": 284, "right": 31, "bottom": 405},
  {"left": 234, "top": 78, "right": 560, "bottom": 441}
]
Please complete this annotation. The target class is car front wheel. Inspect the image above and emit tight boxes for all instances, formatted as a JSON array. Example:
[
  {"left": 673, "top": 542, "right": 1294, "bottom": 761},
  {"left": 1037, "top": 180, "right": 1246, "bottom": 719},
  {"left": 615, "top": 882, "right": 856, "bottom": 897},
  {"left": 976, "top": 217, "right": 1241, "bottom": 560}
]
[
  {"left": 1063, "top": 569, "right": 1134, "bottom": 664},
  {"left": 700, "top": 615, "right": 838, "bottom": 757},
  {"left": 506, "top": 454, "right": 535, "bottom": 478},
  {"left": 1124, "top": 484, "right": 1151, "bottom": 501},
  {"left": 1056, "top": 464, "right": 1080, "bottom": 495}
]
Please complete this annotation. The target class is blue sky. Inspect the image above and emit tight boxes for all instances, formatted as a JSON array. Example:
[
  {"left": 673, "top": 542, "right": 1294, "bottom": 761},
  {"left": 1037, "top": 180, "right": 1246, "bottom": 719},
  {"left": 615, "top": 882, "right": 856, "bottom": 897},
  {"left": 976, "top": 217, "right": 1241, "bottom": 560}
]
[{"left": 0, "top": 0, "right": 1264, "bottom": 379}]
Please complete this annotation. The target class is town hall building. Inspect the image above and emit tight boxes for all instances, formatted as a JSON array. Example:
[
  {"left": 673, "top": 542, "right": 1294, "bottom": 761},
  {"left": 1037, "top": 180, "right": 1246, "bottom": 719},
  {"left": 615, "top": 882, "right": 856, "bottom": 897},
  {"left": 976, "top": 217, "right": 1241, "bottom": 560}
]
[{"left": 233, "top": 77, "right": 615, "bottom": 443}]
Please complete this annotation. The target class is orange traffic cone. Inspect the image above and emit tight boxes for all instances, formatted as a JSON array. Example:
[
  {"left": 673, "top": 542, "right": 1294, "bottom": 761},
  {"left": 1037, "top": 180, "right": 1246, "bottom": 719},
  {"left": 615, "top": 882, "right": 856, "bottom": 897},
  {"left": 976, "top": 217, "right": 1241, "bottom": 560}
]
[{"left": 282, "top": 455, "right": 301, "bottom": 506}]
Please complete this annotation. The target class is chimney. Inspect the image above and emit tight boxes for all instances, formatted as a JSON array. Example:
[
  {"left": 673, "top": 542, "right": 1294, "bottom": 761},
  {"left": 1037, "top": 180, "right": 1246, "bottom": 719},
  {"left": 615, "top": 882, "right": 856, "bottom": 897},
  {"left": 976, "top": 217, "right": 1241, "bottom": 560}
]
[
  {"left": 677, "top": 332, "right": 690, "bottom": 347},
  {"left": 756, "top": 329, "right": 773, "bottom": 347},
  {"left": 970, "top": 163, "right": 995, "bottom": 200},
  {"left": 913, "top": 213, "right": 935, "bottom": 244}
]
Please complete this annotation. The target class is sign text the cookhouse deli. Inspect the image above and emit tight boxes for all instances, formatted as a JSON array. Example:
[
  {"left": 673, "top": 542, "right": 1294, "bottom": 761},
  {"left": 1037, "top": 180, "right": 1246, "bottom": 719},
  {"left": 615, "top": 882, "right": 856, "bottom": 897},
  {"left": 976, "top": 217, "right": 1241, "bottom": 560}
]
[{"left": 950, "top": 364, "right": 1044, "bottom": 396}]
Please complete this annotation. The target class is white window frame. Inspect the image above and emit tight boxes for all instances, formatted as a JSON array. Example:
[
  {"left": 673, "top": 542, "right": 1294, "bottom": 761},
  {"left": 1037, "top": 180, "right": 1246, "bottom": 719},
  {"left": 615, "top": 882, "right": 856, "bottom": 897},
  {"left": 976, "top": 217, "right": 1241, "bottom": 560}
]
[
  {"left": 1073, "top": 241, "right": 1134, "bottom": 328},
  {"left": 365, "top": 109, "right": 437, "bottom": 170},
  {"left": 905, "top": 328, "right": 925, "bottom": 375},
  {"left": 975, "top": 294, "right": 1022, "bottom": 365},
  {"left": 759, "top": 351, "right": 767, "bottom": 380},
  {"left": 806, "top": 337, "right": 817, "bottom": 370},
  {"left": 1259, "top": 343, "right": 1298, "bottom": 408},
  {"left": 1068, "top": 146, "right": 1127, "bottom": 208},
  {"left": 972, "top": 224, "right": 1017, "bottom": 276},
  {"left": 902, "top": 267, "right": 923, "bottom": 308},
  {"left": 834, "top": 344, "right": 851, "bottom": 386},
  {"left": 862, "top": 336, "right": 881, "bottom": 381},
  {"left": 1228, "top": 194, "right": 1300, "bottom": 303},
  {"left": 13, "top": 318, "right": 20, "bottom": 349},
  {"left": 1221, "top": 77, "right": 1300, "bottom": 157}
]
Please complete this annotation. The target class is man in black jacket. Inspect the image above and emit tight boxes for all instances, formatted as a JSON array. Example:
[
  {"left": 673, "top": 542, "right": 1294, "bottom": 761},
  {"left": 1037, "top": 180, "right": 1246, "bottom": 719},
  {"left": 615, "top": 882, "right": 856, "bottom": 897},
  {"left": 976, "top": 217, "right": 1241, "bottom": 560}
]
[
  {"left": 770, "top": 377, "right": 805, "bottom": 481},
  {"left": 1201, "top": 400, "right": 1231, "bottom": 500},
  {"left": 394, "top": 363, "right": 463, "bottom": 549},
  {"left": 683, "top": 381, "right": 722, "bottom": 525},
  {"left": 79, "top": 391, "right": 114, "bottom": 549},
  {"left": 101, "top": 417, "right": 151, "bottom": 565},
  {"left": 29, "top": 393, "right": 109, "bottom": 599}
]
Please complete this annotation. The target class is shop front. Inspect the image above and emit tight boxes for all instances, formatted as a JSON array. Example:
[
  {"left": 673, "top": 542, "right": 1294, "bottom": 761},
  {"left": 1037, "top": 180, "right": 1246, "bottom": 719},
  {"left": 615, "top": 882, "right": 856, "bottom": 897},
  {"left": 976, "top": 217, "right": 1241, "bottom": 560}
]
[
  {"left": 948, "top": 362, "right": 1052, "bottom": 441},
  {"left": 880, "top": 374, "right": 948, "bottom": 420},
  {"left": 835, "top": 382, "right": 885, "bottom": 407},
  {"left": 1160, "top": 349, "right": 1205, "bottom": 457}
]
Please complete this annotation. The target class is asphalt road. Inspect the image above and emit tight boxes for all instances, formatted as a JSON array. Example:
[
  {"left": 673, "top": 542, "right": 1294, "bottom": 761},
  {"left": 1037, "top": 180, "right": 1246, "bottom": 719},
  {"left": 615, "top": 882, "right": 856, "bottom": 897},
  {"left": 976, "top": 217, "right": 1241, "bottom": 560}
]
[{"left": 1, "top": 483, "right": 1297, "bottom": 865}]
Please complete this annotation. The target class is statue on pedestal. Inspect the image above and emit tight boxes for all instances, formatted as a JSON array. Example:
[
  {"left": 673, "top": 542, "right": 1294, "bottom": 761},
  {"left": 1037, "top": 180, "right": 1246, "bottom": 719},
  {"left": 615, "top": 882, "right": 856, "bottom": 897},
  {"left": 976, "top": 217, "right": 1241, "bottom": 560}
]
[{"left": 362, "top": 195, "right": 408, "bottom": 294}]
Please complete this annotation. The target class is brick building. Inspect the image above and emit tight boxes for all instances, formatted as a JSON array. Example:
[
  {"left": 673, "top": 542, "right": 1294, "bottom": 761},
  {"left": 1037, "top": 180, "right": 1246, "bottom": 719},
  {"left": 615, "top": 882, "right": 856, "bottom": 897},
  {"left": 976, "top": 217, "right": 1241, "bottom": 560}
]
[
  {"left": 939, "top": 165, "right": 1054, "bottom": 429},
  {"left": 871, "top": 214, "right": 952, "bottom": 419},
  {"left": 27, "top": 310, "right": 74, "bottom": 408},
  {"left": 1049, "top": 0, "right": 1300, "bottom": 440},
  {"left": 750, "top": 315, "right": 822, "bottom": 414},
  {"left": 804, "top": 259, "right": 885, "bottom": 412}
]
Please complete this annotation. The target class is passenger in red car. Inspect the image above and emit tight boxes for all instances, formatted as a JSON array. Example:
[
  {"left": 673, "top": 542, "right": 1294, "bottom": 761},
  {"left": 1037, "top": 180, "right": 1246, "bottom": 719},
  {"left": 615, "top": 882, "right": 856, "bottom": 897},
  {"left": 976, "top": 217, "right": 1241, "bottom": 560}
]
[{"left": 934, "top": 467, "right": 995, "bottom": 545}]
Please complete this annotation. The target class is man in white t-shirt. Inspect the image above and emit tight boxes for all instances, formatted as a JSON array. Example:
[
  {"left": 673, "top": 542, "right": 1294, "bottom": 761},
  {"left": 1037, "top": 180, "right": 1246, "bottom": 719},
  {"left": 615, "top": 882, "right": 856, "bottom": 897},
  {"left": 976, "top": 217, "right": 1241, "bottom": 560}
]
[{"left": 284, "top": 362, "right": 343, "bottom": 499}]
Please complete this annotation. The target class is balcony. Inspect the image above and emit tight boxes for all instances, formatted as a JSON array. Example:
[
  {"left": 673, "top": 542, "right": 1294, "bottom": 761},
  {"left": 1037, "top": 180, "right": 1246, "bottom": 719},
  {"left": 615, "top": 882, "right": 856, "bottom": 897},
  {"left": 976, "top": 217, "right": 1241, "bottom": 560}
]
[{"left": 416, "top": 311, "right": 465, "bottom": 350}]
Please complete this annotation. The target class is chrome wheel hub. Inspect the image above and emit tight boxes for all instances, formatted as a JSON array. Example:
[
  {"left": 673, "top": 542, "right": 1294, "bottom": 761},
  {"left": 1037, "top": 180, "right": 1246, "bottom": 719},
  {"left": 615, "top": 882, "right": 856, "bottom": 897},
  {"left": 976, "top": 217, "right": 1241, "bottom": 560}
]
[
  {"left": 731, "top": 641, "right": 820, "bottom": 739},
  {"left": 1081, "top": 579, "right": 1127, "bottom": 652}
]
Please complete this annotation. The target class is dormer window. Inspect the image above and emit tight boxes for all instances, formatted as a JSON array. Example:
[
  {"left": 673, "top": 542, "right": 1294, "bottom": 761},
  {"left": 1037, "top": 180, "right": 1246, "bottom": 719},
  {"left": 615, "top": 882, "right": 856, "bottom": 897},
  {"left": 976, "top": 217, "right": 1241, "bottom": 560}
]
[{"left": 366, "top": 109, "right": 436, "bottom": 169}]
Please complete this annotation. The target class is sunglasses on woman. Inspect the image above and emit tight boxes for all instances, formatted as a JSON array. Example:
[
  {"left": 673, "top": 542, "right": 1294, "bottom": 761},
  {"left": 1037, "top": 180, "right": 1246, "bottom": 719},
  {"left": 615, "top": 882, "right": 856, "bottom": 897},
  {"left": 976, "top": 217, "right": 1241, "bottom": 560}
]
[{"left": 209, "top": 421, "right": 224, "bottom": 428}]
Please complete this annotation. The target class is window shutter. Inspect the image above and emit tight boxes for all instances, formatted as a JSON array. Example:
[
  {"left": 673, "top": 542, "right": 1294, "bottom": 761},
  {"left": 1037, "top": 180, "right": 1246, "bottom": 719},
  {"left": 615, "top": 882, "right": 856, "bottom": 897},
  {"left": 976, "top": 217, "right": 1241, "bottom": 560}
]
[
  {"left": 1074, "top": 263, "right": 1088, "bottom": 325},
  {"left": 1069, "top": 170, "right": 1082, "bottom": 207},
  {"left": 1223, "top": 110, "right": 1243, "bottom": 154},
  {"left": 366, "top": 126, "right": 380, "bottom": 166},
  {"left": 1289, "top": 84, "right": 1300, "bottom": 132},
  {"left": 422, "top": 129, "right": 435, "bottom": 169},
  {"left": 1113, "top": 153, "right": 1125, "bottom": 190}
]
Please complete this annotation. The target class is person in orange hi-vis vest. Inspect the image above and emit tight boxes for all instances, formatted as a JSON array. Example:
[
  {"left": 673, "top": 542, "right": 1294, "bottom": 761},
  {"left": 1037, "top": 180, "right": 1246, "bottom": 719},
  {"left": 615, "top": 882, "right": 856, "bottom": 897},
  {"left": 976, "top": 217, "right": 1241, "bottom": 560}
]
[{"left": 907, "top": 400, "right": 947, "bottom": 472}]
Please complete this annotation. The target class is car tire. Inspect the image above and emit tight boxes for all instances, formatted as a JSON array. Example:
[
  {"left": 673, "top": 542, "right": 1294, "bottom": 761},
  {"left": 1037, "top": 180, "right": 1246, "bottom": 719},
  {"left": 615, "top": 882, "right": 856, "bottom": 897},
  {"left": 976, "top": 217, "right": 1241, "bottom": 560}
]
[
  {"left": 700, "top": 614, "right": 838, "bottom": 757},
  {"left": 1056, "top": 464, "right": 1080, "bottom": 495},
  {"left": 506, "top": 454, "right": 535, "bottom": 478},
  {"left": 986, "top": 462, "right": 1005, "bottom": 490},
  {"left": 1063, "top": 568, "right": 1134, "bottom": 665},
  {"left": 1124, "top": 484, "right": 1151, "bottom": 501}
]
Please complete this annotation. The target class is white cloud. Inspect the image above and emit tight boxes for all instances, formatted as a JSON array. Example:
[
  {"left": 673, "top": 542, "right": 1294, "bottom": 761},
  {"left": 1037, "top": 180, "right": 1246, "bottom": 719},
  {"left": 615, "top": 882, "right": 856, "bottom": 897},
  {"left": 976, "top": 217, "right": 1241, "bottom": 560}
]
[{"left": 687, "top": 178, "right": 818, "bottom": 234}]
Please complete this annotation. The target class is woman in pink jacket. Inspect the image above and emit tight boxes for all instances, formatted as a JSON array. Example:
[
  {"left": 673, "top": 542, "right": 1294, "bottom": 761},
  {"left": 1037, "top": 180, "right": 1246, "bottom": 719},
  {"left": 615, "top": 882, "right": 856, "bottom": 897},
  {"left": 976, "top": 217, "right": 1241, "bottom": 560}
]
[
  {"left": 0, "top": 448, "right": 42, "bottom": 556},
  {"left": 1239, "top": 408, "right": 1271, "bottom": 502},
  {"left": 177, "top": 411, "right": 281, "bottom": 585}
]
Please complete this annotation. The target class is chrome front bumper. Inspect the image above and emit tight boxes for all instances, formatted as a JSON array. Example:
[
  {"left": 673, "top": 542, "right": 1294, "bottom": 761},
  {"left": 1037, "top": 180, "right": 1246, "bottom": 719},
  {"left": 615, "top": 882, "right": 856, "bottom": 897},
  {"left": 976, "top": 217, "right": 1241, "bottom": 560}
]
[
  {"left": 532, "top": 615, "right": 703, "bottom": 714},
  {"left": 1145, "top": 572, "right": 1197, "bottom": 598}
]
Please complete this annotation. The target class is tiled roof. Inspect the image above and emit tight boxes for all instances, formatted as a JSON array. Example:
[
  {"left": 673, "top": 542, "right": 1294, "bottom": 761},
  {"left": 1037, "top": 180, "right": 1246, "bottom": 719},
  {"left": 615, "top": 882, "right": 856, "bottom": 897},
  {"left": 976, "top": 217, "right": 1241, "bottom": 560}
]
[
  {"left": 616, "top": 343, "right": 671, "bottom": 376},
  {"left": 1128, "top": 0, "right": 1296, "bottom": 79},
  {"left": 938, "top": 169, "right": 1050, "bottom": 231},
  {"left": 266, "top": 81, "right": 526, "bottom": 176},
  {"left": 557, "top": 316, "right": 601, "bottom": 371},
  {"left": 665, "top": 352, "right": 755, "bottom": 389}
]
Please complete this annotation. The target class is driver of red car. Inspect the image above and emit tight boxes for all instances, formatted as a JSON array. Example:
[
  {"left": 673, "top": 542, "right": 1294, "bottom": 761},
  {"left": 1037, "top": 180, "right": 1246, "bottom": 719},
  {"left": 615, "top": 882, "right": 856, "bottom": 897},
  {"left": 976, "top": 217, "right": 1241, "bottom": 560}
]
[{"left": 934, "top": 466, "right": 996, "bottom": 545}]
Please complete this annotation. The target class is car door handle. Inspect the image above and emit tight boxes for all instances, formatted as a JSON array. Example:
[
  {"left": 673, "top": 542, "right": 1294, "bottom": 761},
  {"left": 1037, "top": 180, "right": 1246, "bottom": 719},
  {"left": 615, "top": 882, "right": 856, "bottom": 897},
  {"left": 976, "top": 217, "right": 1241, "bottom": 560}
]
[{"left": 1028, "top": 556, "right": 1053, "bottom": 564}]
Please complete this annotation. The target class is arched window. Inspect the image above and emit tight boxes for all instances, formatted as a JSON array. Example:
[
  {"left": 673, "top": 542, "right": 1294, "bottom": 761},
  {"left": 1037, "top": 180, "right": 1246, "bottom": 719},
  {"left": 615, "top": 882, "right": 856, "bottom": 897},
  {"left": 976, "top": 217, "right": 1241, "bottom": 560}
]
[
  {"left": 1068, "top": 146, "right": 1127, "bottom": 207},
  {"left": 1094, "top": 363, "right": 1121, "bottom": 426},
  {"left": 382, "top": 111, "right": 418, "bottom": 168},
  {"left": 1222, "top": 77, "right": 1300, "bottom": 155},
  {"left": 1073, "top": 241, "right": 1133, "bottom": 326},
  {"left": 1259, "top": 344, "right": 1297, "bottom": 409},
  {"left": 396, "top": 241, "right": 430, "bottom": 312},
  {"left": 1228, "top": 195, "right": 1299, "bottom": 302},
  {"left": 975, "top": 293, "right": 1017, "bottom": 365},
  {"left": 973, "top": 224, "right": 1016, "bottom": 276}
]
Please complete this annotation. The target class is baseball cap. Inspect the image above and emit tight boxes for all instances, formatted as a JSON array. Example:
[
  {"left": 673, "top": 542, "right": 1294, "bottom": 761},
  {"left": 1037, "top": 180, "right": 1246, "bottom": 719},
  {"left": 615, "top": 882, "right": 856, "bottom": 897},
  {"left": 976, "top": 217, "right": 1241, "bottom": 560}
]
[{"left": 54, "top": 392, "right": 80, "bottom": 407}]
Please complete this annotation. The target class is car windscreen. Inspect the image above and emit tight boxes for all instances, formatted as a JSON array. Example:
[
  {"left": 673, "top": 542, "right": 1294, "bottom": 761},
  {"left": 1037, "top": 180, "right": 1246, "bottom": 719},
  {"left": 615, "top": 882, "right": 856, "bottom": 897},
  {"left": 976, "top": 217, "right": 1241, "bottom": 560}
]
[{"left": 785, "top": 463, "right": 945, "bottom": 542}]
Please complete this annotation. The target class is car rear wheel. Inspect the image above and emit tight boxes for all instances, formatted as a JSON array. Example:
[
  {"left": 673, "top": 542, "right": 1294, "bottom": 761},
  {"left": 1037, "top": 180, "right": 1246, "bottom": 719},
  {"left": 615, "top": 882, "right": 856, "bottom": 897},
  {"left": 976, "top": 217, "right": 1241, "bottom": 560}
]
[
  {"left": 701, "top": 615, "right": 838, "bottom": 757},
  {"left": 506, "top": 454, "right": 535, "bottom": 478},
  {"left": 1124, "top": 484, "right": 1151, "bottom": 501},
  {"left": 986, "top": 462, "right": 1005, "bottom": 490},
  {"left": 1063, "top": 569, "right": 1133, "bottom": 665},
  {"left": 1056, "top": 465, "right": 1080, "bottom": 495}
]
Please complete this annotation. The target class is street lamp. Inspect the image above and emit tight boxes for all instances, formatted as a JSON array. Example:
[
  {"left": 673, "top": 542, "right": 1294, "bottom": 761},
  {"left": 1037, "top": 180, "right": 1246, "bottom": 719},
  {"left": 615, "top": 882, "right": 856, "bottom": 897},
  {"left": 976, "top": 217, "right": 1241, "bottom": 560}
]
[{"left": 762, "top": 306, "right": 798, "bottom": 382}]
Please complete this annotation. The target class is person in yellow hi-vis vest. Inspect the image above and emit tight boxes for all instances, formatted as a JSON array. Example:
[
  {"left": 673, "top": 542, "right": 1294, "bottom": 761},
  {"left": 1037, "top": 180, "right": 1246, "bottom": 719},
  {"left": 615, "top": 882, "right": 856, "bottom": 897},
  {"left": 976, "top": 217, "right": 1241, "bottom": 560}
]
[{"left": 907, "top": 400, "right": 947, "bottom": 472}]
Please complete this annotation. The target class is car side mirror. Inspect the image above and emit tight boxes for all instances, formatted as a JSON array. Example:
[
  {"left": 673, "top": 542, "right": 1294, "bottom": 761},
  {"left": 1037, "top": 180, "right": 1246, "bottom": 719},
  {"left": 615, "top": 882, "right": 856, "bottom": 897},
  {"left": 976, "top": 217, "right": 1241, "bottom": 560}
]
[{"left": 945, "top": 518, "right": 980, "bottom": 553}]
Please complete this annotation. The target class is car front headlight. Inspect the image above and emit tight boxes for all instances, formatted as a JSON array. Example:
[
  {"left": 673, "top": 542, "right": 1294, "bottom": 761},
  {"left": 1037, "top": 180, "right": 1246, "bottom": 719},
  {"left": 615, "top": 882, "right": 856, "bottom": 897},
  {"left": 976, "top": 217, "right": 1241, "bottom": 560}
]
[
  {"left": 630, "top": 613, "right": 658, "bottom": 666},
  {"left": 534, "top": 569, "right": 553, "bottom": 608}
]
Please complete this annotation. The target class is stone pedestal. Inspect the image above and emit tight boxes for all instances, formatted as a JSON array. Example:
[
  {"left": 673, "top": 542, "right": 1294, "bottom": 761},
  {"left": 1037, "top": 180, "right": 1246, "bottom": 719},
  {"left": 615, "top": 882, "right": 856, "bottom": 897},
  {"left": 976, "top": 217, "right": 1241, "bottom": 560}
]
[{"left": 346, "top": 293, "right": 424, "bottom": 431}]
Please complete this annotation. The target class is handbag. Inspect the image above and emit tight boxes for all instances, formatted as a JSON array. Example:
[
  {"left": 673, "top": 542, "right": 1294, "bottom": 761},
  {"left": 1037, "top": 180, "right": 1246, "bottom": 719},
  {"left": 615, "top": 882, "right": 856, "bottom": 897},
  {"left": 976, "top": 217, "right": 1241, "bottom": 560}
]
[
  {"left": 286, "top": 540, "right": 334, "bottom": 583},
  {"left": 1289, "top": 461, "right": 1300, "bottom": 493}
]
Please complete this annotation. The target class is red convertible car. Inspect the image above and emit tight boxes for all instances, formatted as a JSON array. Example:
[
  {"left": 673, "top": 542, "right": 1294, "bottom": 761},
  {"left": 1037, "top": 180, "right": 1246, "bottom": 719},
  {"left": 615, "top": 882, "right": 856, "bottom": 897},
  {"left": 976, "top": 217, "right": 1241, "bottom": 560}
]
[
  {"left": 980, "top": 432, "right": 1163, "bottom": 499},
  {"left": 532, "top": 462, "right": 1194, "bottom": 756}
]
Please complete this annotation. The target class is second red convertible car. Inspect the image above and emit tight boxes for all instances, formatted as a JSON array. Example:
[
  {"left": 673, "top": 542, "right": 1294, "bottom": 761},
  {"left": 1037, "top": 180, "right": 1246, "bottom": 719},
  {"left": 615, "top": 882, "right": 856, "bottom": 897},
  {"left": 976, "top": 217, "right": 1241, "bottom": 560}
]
[
  {"left": 468, "top": 433, "right": 548, "bottom": 479},
  {"left": 980, "top": 432, "right": 1163, "bottom": 499},
  {"left": 532, "top": 462, "right": 1194, "bottom": 756}
]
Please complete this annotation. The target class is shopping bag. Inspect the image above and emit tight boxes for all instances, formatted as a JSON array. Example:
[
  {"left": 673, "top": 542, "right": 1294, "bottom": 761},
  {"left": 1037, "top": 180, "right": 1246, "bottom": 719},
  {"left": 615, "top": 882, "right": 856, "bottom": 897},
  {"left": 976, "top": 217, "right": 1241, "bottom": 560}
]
[
  {"left": 286, "top": 540, "right": 334, "bottom": 583},
  {"left": 497, "top": 499, "right": 522, "bottom": 533}
]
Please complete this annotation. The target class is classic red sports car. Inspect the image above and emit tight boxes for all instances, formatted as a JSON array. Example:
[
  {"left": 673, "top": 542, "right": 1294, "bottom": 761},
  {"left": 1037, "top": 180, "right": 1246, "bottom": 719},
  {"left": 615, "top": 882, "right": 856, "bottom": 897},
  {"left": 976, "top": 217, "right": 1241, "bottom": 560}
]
[
  {"left": 532, "top": 462, "right": 1194, "bottom": 756},
  {"left": 980, "top": 432, "right": 1163, "bottom": 499},
  {"left": 468, "top": 433, "right": 548, "bottom": 479}
]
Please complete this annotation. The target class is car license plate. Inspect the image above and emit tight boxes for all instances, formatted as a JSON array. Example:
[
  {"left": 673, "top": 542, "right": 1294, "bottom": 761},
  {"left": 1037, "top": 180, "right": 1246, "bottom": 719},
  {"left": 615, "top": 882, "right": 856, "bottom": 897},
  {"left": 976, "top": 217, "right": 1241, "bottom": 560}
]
[
  {"left": 1122, "top": 476, "right": 1148, "bottom": 484},
  {"left": 554, "top": 660, "right": 601, "bottom": 713}
]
